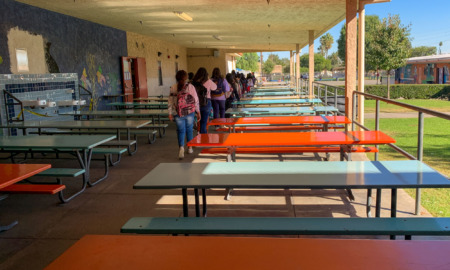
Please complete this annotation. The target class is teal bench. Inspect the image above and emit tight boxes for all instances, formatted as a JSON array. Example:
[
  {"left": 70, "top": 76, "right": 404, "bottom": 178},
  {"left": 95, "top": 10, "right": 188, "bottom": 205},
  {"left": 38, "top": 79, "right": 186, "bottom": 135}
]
[
  {"left": 101, "top": 140, "right": 137, "bottom": 156},
  {"left": 92, "top": 147, "right": 127, "bottom": 166},
  {"left": 34, "top": 168, "right": 86, "bottom": 203},
  {"left": 121, "top": 217, "right": 450, "bottom": 240}
]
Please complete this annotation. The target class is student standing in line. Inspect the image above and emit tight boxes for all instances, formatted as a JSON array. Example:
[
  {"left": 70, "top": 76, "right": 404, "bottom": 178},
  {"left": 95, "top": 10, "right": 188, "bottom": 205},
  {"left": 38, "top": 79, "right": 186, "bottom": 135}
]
[
  {"left": 210, "top": 67, "right": 230, "bottom": 119},
  {"left": 225, "top": 73, "right": 239, "bottom": 112},
  {"left": 168, "top": 70, "right": 200, "bottom": 159},
  {"left": 246, "top": 73, "right": 254, "bottom": 91},
  {"left": 192, "top": 67, "right": 217, "bottom": 133}
]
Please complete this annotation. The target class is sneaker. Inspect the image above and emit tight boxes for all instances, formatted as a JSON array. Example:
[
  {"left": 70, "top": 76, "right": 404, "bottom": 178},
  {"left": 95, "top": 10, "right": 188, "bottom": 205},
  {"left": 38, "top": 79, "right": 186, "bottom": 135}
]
[
  {"left": 188, "top": 147, "right": 194, "bottom": 154},
  {"left": 178, "top": 146, "right": 184, "bottom": 159}
]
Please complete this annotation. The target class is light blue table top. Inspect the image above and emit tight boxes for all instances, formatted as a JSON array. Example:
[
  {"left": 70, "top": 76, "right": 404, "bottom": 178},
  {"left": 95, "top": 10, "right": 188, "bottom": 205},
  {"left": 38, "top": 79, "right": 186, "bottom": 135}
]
[
  {"left": 0, "top": 120, "right": 151, "bottom": 129},
  {"left": 134, "top": 161, "right": 449, "bottom": 189},
  {"left": 233, "top": 98, "right": 322, "bottom": 106},
  {"left": 0, "top": 135, "right": 116, "bottom": 150},
  {"left": 59, "top": 110, "right": 169, "bottom": 117},
  {"left": 246, "top": 91, "right": 297, "bottom": 96},
  {"left": 226, "top": 106, "right": 315, "bottom": 115}
]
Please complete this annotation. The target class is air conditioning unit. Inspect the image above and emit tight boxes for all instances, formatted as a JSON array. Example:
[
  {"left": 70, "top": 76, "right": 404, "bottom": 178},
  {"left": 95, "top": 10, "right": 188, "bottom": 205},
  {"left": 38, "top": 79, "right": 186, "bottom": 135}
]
[{"left": 213, "top": 50, "right": 220, "bottom": 58}]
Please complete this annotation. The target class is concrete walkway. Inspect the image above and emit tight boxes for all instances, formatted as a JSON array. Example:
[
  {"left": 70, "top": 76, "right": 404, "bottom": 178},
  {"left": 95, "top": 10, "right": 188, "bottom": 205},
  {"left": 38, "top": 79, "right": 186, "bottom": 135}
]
[{"left": 0, "top": 125, "right": 443, "bottom": 270}]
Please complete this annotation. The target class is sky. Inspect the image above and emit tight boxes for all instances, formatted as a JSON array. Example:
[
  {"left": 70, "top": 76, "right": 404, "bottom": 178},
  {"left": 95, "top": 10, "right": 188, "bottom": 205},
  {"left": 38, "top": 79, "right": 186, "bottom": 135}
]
[{"left": 263, "top": 0, "right": 450, "bottom": 60}]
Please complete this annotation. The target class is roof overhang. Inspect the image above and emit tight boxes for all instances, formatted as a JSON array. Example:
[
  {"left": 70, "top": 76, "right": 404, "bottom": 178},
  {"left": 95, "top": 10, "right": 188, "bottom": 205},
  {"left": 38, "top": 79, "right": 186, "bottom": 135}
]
[{"left": 17, "top": 0, "right": 390, "bottom": 52}]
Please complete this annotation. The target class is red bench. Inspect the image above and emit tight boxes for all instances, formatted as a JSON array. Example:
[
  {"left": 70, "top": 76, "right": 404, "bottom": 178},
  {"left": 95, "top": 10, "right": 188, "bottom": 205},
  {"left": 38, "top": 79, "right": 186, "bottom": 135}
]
[
  {"left": 0, "top": 184, "right": 66, "bottom": 194},
  {"left": 216, "top": 125, "right": 345, "bottom": 132}
]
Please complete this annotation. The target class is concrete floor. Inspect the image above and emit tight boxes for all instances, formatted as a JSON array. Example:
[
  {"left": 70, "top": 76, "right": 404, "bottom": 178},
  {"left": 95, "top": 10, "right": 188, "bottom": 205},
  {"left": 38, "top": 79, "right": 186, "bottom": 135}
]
[{"left": 0, "top": 124, "right": 444, "bottom": 269}]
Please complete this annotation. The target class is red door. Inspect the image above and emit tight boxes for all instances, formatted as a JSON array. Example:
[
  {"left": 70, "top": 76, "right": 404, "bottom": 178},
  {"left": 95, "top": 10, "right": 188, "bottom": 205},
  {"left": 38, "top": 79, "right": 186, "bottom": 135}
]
[
  {"left": 121, "top": 57, "right": 134, "bottom": 102},
  {"left": 134, "top": 58, "right": 148, "bottom": 98}
]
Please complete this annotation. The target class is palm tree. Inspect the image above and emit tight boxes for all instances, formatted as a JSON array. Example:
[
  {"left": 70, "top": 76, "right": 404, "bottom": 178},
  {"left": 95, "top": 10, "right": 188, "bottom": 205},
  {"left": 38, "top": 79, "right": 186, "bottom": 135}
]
[
  {"left": 319, "top": 33, "right": 334, "bottom": 58},
  {"left": 439, "top": 41, "right": 443, "bottom": 54}
]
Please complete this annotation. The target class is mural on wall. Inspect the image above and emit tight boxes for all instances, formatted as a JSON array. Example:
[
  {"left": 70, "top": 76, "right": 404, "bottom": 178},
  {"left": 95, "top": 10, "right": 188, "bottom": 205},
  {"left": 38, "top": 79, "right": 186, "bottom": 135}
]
[{"left": 0, "top": 0, "right": 127, "bottom": 110}]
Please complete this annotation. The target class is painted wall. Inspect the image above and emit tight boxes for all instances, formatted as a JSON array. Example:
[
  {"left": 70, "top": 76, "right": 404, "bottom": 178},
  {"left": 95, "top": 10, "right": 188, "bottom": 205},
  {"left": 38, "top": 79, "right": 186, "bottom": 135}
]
[
  {"left": 126, "top": 32, "right": 187, "bottom": 96},
  {"left": 397, "top": 62, "right": 450, "bottom": 84},
  {"left": 0, "top": 0, "right": 127, "bottom": 109},
  {"left": 187, "top": 48, "right": 228, "bottom": 77}
]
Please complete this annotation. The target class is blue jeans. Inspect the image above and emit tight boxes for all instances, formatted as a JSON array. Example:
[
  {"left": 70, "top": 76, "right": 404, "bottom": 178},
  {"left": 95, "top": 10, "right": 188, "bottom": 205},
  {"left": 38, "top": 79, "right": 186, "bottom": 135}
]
[
  {"left": 212, "top": 99, "right": 226, "bottom": 119},
  {"left": 174, "top": 112, "right": 195, "bottom": 147},
  {"left": 199, "top": 99, "right": 211, "bottom": 134}
]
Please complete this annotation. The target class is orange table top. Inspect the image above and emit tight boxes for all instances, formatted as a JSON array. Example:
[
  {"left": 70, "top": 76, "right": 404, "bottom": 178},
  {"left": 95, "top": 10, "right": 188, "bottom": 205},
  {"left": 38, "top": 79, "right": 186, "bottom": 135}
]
[
  {"left": 45, "top": 235, "right": 450, "bottom": 270},
  {"left": 208, "top": 116, "right": 351, "bottom": 126},
  {"left": 187, "top": 131, "right": 395, "bottom": 147},
  {"left": 0, "top": 164, "right": 51, "bottom": 189}
]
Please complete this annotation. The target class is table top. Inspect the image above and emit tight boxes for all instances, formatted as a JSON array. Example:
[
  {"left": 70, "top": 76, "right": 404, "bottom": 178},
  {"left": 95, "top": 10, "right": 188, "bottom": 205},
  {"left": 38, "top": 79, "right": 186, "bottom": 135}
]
[
  {"left": 59, "top": 109, "right": 169, "bottom": 117},
  {"left": 0, "top": 135, "right": 115, "bottom": 150},
  {"left": 187, "top": 131, "right": 395, "bottom": 147},
  {"left": 133, "top": 97, "right": 169, "bottom": 102},
  {"left": 0, "top": 164, "right": 51, "bottom": 189},
  {"left": 208, "top": 116, "right": 351, "bottom": 126},
  {"left": 45, "top": 235, "right": 450, "bottom": 270},
  {"left": 107, "top": 102, "right": 168, "bottom": 106},
  {"left": 251, "top": 88, "right": 295, "bottom": 91},
  {"left": 226, "top": 106, "right": 315, "bottom": 115},
  {"left": 0, "top": 120, "right": 152, "bottom": 129},
  {"left": 240, "top": 95, "right": 309, "bottom": 101},
  {"left": 246, "top": 91, "right": 297, "bottom": 96},
  {"left": 233, "top": 98, "right": 322, "bottom": 105},
  {"left": 133, "top": 161, "right": 448, "bottom": 189}
]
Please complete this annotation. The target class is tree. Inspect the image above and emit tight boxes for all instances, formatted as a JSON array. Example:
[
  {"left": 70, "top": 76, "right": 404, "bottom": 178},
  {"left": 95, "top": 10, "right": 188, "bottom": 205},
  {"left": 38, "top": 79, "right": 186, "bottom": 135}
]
[
  {"left": 439, "top": 41, "right": 443, "bottom": 54},
  {"left": 300, "top": 53, "right": 332, "bottom": 72},
  {"left": 236, "top": 52, "right": 259, "bottom": 72},
  {"left": 328, "top": 52, "right": 342, "bottom": 68},
  {"left": 262, "top": 58, "right": 275, "bottom": 74},
  {"left": 337, "top": 15, "right": 381, "bottom": 70},
  {"left": 319, "top": 33, "right": 334, "bottom": 58},
  {"left": 366, "top": 14, "right": 411, "bottom": 99},
  {"left": 410, "top": 46, "right": 437, "bottom": 57}
]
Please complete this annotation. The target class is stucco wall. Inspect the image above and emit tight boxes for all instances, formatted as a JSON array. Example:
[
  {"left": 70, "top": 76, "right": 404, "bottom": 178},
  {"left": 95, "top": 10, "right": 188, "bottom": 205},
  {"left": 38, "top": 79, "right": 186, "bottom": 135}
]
[
  {"left": 0, "top": 0, "right": 127, "bottom": 110},
  {"left": 126, "top": 32, "right": 188, "bottom": 96},
  {"left": 187, "top": 48, "right": 227, "bottom": 77}
]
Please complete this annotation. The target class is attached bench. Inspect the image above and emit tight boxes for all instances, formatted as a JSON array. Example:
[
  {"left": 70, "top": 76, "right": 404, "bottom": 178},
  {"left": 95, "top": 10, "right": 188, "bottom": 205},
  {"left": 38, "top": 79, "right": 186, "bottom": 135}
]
[
  {"left": 101, "top": 140, "right": 137, "bottom": 156},
  {"left": 15, "top": 168, "right": 86, "bottom": 203},
  {"left": 0, "top": 184, "right": 66, "bottom": 195},
  {"left": 92, "top": 147, "right": 127, "bottom": 166},
  {"left": 216, "top": 125, "right": 345, "bottom": 132},
  {"left": 126, "top": 130, "right": 158, "bottom": 144},
  {"left": 200, "top": 146, "right": 378, "bottom": 161},
  {"left": 121, "top": 217, "right": 450, "bottom": 240}
]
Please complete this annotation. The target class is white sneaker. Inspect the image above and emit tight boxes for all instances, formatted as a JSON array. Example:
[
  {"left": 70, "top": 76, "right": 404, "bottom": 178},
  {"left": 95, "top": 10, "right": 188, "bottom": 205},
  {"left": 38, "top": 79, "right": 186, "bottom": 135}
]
[
  {"left": 178, "top": 147, "right": 184, "bottom": 159},
  {"left": 188, "top": 147, "right": 194, "bottom": 154}
]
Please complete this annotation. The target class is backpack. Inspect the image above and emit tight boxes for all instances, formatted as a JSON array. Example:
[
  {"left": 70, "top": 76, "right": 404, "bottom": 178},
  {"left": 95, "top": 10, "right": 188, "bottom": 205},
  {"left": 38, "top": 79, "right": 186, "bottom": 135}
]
[
  {"left": 192, "top": 81, "right": 208, "bottom": 107},
  {"left": 211, "top": 78, "right": 225, "bottom": 98},
  {"left": 176, "top": 84, "right": 196, "bottom": 117}
]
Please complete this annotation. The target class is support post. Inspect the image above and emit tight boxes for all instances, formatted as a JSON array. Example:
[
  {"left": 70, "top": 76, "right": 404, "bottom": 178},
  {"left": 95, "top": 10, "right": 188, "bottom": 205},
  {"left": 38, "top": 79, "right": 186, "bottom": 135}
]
[
  {"left": 345, "top": 0, "right": 358, "bottom": 121},
  {"left": 290, "top": 51, "right": 294, "bottom": 87},
  {"left": 260, "top": 52, "right": 263, "bottom": 81},
  {"left": 296, "top": 44, "right": 300, "bottom": 92},
  {"left": 309, "top": 30, "right": 315, "bottom": 97},
  {"left": 357, "top": 1, "right": 366, "bottom": 128},
  {"left": 415, "top": 112, "right": 424, "bottom": 215}
]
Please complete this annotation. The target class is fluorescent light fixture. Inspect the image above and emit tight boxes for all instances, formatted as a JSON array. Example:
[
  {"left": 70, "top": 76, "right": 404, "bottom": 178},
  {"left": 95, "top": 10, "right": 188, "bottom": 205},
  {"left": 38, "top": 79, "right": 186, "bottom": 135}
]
[
  {"left": 173, "top": 11, "right": 193, "bottom": 22},
  {"left": 212, "top": 35, "right": 222, "bottom": 40}
]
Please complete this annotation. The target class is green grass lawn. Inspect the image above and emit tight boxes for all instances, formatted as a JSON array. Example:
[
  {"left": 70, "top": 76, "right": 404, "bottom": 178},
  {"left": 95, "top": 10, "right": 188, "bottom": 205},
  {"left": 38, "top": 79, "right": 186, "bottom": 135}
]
[
  {"left": 365, "top": 99, "right": 450, "bottom": 113},
  {"left": 365, "top": 118, "right": 450, "bottom": 217}
]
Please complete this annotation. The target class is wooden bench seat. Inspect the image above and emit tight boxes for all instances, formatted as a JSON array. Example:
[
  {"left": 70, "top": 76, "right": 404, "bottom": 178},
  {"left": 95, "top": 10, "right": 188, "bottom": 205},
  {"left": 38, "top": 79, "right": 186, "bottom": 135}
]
[
  {"left": 0, "top": 184, "right": 66, "bottom": 195},
  {"left": 216, "top": 125, "right": 344, "bottom": 132},
  {"left": 121, "top": 217, "right": 450, "bottom": 239}
]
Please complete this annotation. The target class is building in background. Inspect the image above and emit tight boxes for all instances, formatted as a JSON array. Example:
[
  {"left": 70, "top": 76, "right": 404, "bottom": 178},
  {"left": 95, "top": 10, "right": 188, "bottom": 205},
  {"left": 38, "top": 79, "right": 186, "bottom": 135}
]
[{"left": 396, "top": 54, "right": 450, "bottom": 84}]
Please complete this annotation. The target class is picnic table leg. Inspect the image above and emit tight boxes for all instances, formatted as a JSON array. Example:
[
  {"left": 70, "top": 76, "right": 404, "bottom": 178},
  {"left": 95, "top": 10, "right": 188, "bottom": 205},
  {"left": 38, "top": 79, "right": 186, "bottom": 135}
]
[
  {"left": 182, "top": 188, "right": 188, "bottom": 217},
  {"left": 390, "top": 188, "right": 398, "bottom": 240},
  {"left": 366, "top": 189, "right": 372, "bottom": 217},
  {"left": 194, "top": 189, "right": 200, "bottom": 217},
  {"left": 202, "top": 189, "right": 207, "bottom": 217},
  {"left": 0, "top": 220, "right": 18, "bottom": 233},
  {"left": 375, "top": 189, "right": 382, "bottom": 217}
]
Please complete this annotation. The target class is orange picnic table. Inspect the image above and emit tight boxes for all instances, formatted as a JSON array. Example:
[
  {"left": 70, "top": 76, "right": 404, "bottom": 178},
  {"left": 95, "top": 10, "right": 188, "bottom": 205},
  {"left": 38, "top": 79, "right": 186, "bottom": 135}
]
[
  {"left": 45, "top": 235, "right": 450, "bottom": 270},
  {"left": 0, "top": 164, "right": 51, "bottom": 232},
  {"left": 208, "top": 116, "right": 351, "bottom": 132}
]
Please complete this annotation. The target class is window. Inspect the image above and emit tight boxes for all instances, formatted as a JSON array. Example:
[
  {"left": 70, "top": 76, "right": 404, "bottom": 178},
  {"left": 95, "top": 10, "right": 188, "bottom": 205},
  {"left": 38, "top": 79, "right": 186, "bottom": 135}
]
[{"left": 158, "top": 61, "right": 163, "bottom": 86}]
